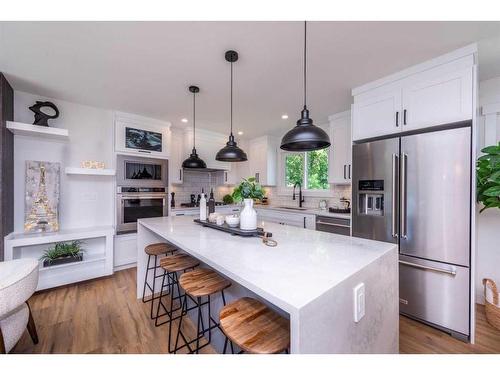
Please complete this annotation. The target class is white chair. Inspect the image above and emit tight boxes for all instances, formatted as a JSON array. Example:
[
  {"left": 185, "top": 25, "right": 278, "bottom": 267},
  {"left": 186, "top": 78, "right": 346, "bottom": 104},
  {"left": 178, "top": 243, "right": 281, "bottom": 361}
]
[{"left": 0, "top": 258, "right": 39, "bottom": 353}]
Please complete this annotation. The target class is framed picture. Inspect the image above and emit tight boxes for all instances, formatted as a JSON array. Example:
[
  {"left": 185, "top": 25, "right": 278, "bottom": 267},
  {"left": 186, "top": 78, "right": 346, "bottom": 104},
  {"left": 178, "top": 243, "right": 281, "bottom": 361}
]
[
  {"left": 24, "top": 161, "right": 60, "bottom": 233},
  {"left": 125, "top": 126, "right": 162, "bottom": 152},
  {"left": 114, "top": 113, "right": 170, "bottom": 158}
]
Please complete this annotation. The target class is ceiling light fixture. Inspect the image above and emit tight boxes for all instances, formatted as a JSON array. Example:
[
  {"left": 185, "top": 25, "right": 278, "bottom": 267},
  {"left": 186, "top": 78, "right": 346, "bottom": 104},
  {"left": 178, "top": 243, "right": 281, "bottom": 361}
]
[
  {"left": 237, "top": 131, "right": 244, "bottom": 135},
  {"left": 281, "top": 114, "right": 289, "bottom": 120},
  {"left": 181, "top": 118, "right": 188, "bottom": 123},
  {"left": 280, "top": 21, "right": 330, "bottom": 152},
  {"left": 182, "top": 85, "right": 207, "bottom": 169},
  {"left": 216, "top": 50, "right": 248, "bottom": 162}
]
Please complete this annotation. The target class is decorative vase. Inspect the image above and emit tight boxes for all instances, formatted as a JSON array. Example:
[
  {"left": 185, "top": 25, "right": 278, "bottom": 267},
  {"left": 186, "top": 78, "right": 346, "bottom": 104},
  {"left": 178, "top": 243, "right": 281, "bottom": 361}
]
[{"left": 240, "top": 198, "right": 257, "bottom": 230}]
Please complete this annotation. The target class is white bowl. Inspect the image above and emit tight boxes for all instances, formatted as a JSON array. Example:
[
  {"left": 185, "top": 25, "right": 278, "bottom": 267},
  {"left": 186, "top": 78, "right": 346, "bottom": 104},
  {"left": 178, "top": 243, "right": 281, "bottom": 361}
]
[{"left": 225, "top": 215, "right": 240, "bottom": 228}]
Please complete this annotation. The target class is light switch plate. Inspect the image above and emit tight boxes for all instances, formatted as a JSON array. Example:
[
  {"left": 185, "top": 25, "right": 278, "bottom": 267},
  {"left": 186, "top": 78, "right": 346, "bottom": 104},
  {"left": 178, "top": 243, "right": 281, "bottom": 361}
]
[{"left": 353, "top": 282, "right": 365, "bottom": 323}]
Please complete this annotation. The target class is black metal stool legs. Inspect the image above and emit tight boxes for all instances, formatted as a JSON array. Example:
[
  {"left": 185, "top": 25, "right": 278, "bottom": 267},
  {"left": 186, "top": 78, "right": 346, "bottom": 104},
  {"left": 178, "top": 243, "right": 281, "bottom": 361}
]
[{"left": 174, "top": 289, "right": 230, "bottom": 354}]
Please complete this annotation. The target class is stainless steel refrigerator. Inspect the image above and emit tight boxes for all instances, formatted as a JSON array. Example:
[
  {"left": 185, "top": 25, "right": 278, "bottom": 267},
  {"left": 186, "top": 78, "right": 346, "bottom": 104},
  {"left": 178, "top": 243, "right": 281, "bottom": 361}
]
[{"left": 352, "top": 123, "right": 472, "bottom": 341}]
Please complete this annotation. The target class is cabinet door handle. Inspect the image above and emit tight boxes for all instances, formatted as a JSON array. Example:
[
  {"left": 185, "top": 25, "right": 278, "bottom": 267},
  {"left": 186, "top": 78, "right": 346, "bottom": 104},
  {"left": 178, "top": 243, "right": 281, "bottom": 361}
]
[
  {"left": 303, "top": 217, "right": 306, "bottom": 228},
  {"left": 396, "top": 111, "right": 399, "bottom": 127},
  {"left": 255, "top": 172, "right": 260, "bottom": 183},
  {"left": 403, "top": 109, "right": 407, "bottom": 125},
  {"left": 179, "top": 169, "right": 182, "bottom": 180},
  {"left": 225, "top": 172, "right": 228, "bottom": 182},
  {"left": 348, "top": 165, "right": 351, "bottom": 179},
  {"left": 343, "top": 165, "right": 346, "bottom": 179}
]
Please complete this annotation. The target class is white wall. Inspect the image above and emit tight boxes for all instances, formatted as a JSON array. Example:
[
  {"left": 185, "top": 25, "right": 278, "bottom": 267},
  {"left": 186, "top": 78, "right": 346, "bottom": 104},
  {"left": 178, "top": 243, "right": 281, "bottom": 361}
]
[
  {"left": 475, "top": 77, "right": 500, "bottom": 304},
  {"left": 13, "top": 91, "right": 115, "bottom": 231}
]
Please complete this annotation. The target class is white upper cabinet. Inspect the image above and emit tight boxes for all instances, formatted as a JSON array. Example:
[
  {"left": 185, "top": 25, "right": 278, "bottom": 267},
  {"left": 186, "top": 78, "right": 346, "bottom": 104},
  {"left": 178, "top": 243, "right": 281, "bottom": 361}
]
[
  {"left": 248, "top": 136, "right": 278, "bottom": 186},
  {"left": 114, "top": 112, "right": 170, "bottom": 159},
  {"left": 169, "top": 127, "right": 184, "bottom": 184},
  {"left": 352, "top": 88, "right": 402, "bottom": 141},
  {"left": 401, "top": 66, "right": 473, "bottom": 132},
  {"left": 328, "top": 111, "right": 352, "bottom": 184},
  {"left": 352, "top": 47, "right": 475, "bottom": 141},
  {"left": 183, "top": 128, "right": 231, "bottom": 171}
]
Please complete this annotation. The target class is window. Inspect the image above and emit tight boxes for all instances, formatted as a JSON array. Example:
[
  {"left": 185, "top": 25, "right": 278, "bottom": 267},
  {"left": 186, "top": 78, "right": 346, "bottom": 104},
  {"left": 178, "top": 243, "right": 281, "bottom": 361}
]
[{"left": 283, "top": 149, "right": 329, "bottom": 191}]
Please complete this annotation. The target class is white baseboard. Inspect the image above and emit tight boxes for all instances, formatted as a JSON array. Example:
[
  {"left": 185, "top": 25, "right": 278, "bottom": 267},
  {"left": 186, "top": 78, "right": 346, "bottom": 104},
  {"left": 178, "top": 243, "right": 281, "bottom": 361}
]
[{"left": 114, "top": 262, "right": 137, "bottom": 272}]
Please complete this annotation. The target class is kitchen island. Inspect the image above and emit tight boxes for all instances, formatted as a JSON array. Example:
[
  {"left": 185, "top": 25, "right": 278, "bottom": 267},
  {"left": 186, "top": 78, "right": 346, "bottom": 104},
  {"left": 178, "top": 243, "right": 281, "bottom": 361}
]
[{"left": 137, "top": 216, "right": 398, "bottom": 354}]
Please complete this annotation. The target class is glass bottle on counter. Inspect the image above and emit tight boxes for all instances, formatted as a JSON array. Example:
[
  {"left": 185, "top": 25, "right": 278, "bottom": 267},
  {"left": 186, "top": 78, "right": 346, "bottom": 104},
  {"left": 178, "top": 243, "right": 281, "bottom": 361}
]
[
  {"left": 208, "top": 188, "right": 215, "bottom": 214},
  {"left": 199, "top": 193, "right": 207, "bottom": 221}
]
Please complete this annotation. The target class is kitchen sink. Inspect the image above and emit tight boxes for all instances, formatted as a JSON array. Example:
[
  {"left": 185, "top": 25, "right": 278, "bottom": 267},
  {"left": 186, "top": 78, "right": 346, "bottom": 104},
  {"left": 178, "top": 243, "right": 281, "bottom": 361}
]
[{"left": 276, "top": 206, "right": 309, "bottom": 211}]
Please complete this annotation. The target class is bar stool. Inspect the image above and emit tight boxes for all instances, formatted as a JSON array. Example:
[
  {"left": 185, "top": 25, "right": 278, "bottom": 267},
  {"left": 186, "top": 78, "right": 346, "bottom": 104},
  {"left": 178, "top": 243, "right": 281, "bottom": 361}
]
[
  {"left": 173, "top": 268, "right": 231, "bottom": 354},
  {"left": 154, "top": 253, "right": 200, "bottom": 351},
  {"left": 142, "top": 242, "right": 178, "bottom": 319},
  {"left": 219, "top": 297, "right": 290, "bottom": 354}
]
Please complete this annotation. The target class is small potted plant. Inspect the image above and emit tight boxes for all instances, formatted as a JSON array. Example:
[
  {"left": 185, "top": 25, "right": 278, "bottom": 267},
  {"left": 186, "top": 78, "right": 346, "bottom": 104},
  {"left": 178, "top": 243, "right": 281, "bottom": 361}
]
[
  {"left": 40, "top": 240, "right": 85, "bottom": 267},
  {"left": 477, "top": 142, "right": 500, "bottom": 330},
  {"left": 232, "top": 177, "right": 264, "bottom": 230}
]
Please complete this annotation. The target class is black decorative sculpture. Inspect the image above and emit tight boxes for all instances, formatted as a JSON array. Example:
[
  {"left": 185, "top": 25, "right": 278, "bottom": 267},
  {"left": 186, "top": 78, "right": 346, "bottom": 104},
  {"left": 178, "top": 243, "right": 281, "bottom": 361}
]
[{"left": 29, "top": 101, "right": 59, "bottom": 127}]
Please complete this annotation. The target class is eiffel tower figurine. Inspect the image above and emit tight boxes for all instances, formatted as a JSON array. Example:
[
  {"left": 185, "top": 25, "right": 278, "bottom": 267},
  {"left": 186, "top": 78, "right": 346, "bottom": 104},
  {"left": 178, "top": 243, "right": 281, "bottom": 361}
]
[{"left": 24, "top": 163, "right": 59, "bottom": 232}]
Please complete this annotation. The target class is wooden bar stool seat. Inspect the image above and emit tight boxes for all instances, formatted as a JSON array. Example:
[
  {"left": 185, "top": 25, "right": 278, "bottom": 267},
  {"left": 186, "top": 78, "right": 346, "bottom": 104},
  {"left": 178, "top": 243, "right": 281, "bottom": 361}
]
[
  {"left": 219, "top": 297, "right": 290, "bottom": 354},
  {"left": 174, "top": 268, "right": 232, "bottom": 354},
  {"left": 142, "top": 242, "right": 178, "bottom": 320},
  {"left": 160, "top": 253, "right": 200, "bottom": 273},
  {"left": 145, "top": 242, "right": 178, "bottom": 256},
  {"left": 178, "top": 268, "right": 232, "bottom": 298}
]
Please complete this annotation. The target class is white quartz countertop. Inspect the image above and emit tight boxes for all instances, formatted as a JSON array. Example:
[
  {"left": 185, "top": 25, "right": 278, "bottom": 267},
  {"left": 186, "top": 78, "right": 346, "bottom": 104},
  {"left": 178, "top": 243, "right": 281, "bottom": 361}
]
[{"left": 138, "top": 216, "right": 395, "bottom": 313}]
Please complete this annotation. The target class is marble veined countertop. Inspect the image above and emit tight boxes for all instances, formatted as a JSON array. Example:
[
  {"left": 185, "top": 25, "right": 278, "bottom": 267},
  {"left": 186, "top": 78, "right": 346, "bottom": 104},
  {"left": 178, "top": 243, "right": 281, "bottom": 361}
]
[{"left": 138, "top": 216, "right": 393, "bottom": 312}]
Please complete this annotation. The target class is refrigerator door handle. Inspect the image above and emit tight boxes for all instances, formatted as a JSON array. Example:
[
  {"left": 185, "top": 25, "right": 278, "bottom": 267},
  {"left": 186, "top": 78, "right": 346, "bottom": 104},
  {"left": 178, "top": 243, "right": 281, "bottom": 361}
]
[
  {"left": 401, "top": 152, "right": 408, "bottom": 239},
  {"left": 399, "top": 260, "right": 457, "bottom": 276},
  {"left": 391, "top": 153, "right": 399, "bottom": 238}
]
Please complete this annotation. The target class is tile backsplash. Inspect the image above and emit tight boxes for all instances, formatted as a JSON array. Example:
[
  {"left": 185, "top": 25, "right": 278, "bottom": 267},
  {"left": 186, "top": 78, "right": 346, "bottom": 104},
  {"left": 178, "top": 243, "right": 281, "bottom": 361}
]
[
  {"left": 171, "top": 170, "right": 351, "bottom": 210},
  {"left": 171, "top": 170, "right": 232, "bottom": 204},
  {"left": 263, "top": 185, "right": 352, "bottom": 210}
]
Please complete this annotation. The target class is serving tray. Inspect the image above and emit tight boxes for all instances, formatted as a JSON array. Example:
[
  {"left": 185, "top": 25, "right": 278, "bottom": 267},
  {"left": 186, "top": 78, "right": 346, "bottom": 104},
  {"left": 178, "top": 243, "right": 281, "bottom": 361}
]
[{"left": 193, "top": 219, "right": 271, "bottom": 238}]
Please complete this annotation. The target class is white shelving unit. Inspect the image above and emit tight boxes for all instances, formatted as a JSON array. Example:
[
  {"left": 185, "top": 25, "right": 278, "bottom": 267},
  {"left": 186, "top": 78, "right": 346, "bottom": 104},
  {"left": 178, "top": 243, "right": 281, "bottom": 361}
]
[
  {"left": 65, "top": 167, "right": 116, "bottom": 176},
  {"left": 4, "top": 226, "right": 114, "bottom": 291},
  {"left": 6, "top": 121, "right": 69, "bottom": 140}
]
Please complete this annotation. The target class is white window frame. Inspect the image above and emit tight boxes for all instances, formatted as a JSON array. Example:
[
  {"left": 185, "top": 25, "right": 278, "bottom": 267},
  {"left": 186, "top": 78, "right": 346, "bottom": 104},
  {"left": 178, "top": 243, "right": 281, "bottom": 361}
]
[{"left": 277, "top": 150, "right": 333, "bottom": 197}]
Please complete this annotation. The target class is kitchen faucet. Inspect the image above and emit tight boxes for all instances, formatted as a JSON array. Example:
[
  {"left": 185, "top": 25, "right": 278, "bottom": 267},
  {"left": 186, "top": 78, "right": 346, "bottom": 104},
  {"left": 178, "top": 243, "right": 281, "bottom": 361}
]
[{"left": 292, "top": 182, "right": 305, "bottom": 208}]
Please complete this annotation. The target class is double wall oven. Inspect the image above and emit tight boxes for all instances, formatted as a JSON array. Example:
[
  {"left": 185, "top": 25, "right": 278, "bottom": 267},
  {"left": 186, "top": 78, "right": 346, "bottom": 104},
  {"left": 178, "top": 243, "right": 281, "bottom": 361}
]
[{"left": 116, "top": 155, "right": 168, "bottom": 233}]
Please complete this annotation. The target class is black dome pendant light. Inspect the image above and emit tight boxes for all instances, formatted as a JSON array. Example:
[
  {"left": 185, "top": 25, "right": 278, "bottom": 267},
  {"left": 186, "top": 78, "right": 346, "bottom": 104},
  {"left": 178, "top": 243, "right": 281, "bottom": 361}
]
[
  {"left": 216, "top": 50, "right": 248, "bottom": 162},
  {"left": 280, "top": 21, "right": 330, "bottom": 151},
  {"left": 182, "top": 85, "right": 207, "bottom": 169}
]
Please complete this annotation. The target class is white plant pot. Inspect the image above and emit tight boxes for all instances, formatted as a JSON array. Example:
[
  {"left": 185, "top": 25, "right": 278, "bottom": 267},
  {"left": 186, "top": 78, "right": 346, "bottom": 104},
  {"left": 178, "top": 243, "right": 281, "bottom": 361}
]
[{"left": 240, "top": 198, "right": 257, "bottom": 230}]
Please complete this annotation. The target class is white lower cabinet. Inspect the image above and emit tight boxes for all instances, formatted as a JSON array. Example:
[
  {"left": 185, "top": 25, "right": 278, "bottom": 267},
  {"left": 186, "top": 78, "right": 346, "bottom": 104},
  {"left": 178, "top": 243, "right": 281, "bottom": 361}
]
[
  {"left": 256, "top": 209, "right": 315, "bottom": 230},
  {"left": 114, "top": 233, "right": 137, "bottom": 269}
]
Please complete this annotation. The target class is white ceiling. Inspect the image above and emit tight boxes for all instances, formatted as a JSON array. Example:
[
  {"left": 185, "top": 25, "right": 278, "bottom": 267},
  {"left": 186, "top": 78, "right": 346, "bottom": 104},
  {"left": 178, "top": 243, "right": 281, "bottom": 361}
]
[{"left": 1, "top": 21, "right": 500, "bottom": 139}]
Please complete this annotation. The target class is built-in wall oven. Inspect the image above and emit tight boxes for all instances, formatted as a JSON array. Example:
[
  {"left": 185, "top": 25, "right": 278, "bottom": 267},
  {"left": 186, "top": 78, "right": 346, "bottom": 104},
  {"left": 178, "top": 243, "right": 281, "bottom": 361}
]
[
  {"left": 116, "top": 187, "right": 168, "bottom": 234},
  {"left": 116, "top": 155, "right": 168, "bottom": 234}
]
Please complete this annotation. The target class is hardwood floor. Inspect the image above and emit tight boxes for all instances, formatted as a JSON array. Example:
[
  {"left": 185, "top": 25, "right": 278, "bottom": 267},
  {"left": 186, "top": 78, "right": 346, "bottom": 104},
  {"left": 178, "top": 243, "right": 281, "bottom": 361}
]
[
  {"left": 12, "top": 268, "right": 500, "bottom": 354},
  {"left": 12, "top": 268, "right": 215, "bottom": 354}
]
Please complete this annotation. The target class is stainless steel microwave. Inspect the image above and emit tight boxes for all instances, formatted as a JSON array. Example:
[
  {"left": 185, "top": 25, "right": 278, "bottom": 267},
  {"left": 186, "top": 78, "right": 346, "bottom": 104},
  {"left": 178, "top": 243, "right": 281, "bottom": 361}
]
[{"left": 116, "top": 155, "right": 168, "bottom": 188}]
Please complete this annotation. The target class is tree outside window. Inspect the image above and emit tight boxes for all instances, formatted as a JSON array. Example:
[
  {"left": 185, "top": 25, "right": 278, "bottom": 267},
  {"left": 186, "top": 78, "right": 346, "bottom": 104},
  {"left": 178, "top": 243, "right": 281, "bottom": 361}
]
[{"left": 284, "top": 149, "right": 329, "bottom": 190}]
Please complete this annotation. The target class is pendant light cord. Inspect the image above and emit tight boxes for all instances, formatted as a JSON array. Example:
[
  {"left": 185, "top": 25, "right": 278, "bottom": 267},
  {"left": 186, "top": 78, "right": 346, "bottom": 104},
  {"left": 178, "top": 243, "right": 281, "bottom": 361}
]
[
  {"left": 193, "top": 90, "right": 196, "bottom": 148},
  {"left": 303, "top": 20, "right": 307, "bottom": 108},
  {"left": 230, "top": 60, "right": 233, "bottom": 136}
]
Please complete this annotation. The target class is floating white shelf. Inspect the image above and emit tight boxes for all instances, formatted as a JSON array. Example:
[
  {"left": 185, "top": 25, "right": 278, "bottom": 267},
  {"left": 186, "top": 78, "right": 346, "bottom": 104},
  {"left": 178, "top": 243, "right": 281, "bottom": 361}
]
[
  {"left": 6, "top": 121, "right": 69, "bottom": 140},
  {"left": 65, "top": 167, "right": 116, "bottom": 176}
]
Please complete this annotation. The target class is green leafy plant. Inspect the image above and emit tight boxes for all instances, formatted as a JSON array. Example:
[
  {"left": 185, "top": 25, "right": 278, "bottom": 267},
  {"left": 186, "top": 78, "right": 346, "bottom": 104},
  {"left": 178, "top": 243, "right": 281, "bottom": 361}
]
[
  {"left": 222, "top": 194, "right": 234, "bottom": 204},
  {"left": 40, "top": 240, "right": 85, "bottom": 262},
  {"left": 232, "top": 177, "right": 264, "bottom": 203},
  {"left": 477, "top": 142, "right": 500, "bottom": 213}
]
